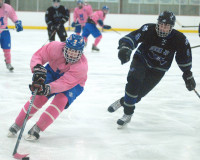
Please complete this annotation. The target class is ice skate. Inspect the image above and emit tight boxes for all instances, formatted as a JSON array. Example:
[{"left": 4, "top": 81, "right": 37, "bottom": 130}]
[
  {"left": 108, "top": 99, "right": 122, "bottom": 113},
  {"left": 25, "top": 124, "right": 40, "bottom": 141},
  {"left": 6, "top": 63, "right": 14, "bottom": 72},
  {"left": 7, "top": 123, "right": 21, "bottom": 137},
  {"left": 92, "top": 44, "right": 100, "bottom": 52},
  {"left": 117, "top": 114, "right": 132, "bottom": 129}
]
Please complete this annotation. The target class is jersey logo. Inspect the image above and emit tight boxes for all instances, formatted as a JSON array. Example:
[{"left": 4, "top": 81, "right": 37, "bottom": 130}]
[
  {"left": 79, "top": 14, "right": 84, "bottom": 21},
  {"left": 142, "top": 25, "right": 148, "bottom": 31},
  {"left": 0, "top": 17, "right": 4, "bottom": 25},
  {"left": 148, "top": 46, "right": 169, "bottom": 65}
]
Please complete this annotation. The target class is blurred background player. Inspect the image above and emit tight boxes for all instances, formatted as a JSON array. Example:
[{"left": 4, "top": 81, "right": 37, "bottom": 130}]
[
  {"left": 45, "top": 0, "right": 69, "bottom": 42},
  {"left": 0, "top": 0, "right": 23, "bottom": 71},
  {"left": 82, "top": 5, "right": 111, "bottom": 51},
  {"left": 83, "top": 0, "right": 93, "bottom": 18},
  {"left": 71, "top": 0, "right": 93, "bottom": 35},
  {"left": 8, "top": 34, "right": 88, "bottom": 140},
  {"left": 107, "top": 11, "right": 196, "bottom": 128}
]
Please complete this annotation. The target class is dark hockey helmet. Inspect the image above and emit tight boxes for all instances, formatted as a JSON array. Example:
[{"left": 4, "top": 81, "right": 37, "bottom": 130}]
[
  {"left": 156, "top": 10, "right": 176, "bottom": 37},
  {"left": 53, "top": 0, "right": 60, "bottom": 2},
  {"left": 63, "top": 34, "right": 85, "bottom": 64}
]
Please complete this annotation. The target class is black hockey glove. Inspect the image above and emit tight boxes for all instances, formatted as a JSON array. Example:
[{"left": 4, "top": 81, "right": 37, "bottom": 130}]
[
  {"left": 32, "top": 64, "right": 47, "bottom": 83},
  {"left": 29, "top": 82, "right": 51, "bottom": 96},
  {"left": 182, "top": 71, "right": 196, "bottom": 91},
  {"left": 118, "top": 46, "right": 132, "bottom": 65},
  {"left": 103, "top": 25, "right": 111, "bottom": 30}
]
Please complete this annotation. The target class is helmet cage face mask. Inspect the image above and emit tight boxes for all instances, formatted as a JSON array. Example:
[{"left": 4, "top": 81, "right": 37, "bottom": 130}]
[
  {"left": 63, "top": 47, "right": 83, "bottom": 64},
  {"left": 156, "top": 23, "right": 173, "bottom": 38},
  {"left": 156, "top": 11, "right": 176, "bottom": 38}
]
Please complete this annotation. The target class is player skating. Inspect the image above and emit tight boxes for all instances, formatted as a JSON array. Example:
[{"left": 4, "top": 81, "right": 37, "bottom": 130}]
[
  {"left": 8, "top": 34, "right": 88, "bottom": 140},
  {"left": 0, "top": 0, "right": 23, "bottom": 71},
  {"left": 108, "top": 11, "right": 196, "bottom": 128},
  {"left": 71, "top": 0, "right": 93, "bottom": 35},
  {"left": 45, "top": 0, "right": 69, "bottom": 42},
  {"left": 82, "top": 5, "right": 111, "bottom": 51}
]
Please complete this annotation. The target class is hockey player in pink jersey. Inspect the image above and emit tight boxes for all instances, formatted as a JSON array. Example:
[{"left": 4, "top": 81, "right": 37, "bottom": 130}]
[
  {"left": 8, "top": 34, "right": 88, "bottom": 140},
  {"left": 72, "top": 0, "right": 93, "bottom": 35},
  {"left": 0, "top": 0, "right": 23, "bottom": 71},
  {"left": 82, "top": 5, "right": 111, "bottom": 51}
]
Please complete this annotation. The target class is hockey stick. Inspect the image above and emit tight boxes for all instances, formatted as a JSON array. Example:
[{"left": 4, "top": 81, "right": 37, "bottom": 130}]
[
  {"left": 176, "top": 20, "right": 183, "bottom": 27},
  {"left": 194, "top": 89, "right": 200, "bottom": 99},
  {"left": 110, "top": 28, "right": 121, "bottom": 35},
  {"left": 13, "top": 89, "right": 38, "bottom": 159},
  {"left": 182, "top": 26, "right": 198, "bottom": 28},
  {"left": 191, "top": 45, "right": 200, "bottom": 49},
  {"left": 42, "top": 29, "right": 57, "bottom": 47},
  {"left": 0, "top": 28, "right": 15, "bottom": 31}
]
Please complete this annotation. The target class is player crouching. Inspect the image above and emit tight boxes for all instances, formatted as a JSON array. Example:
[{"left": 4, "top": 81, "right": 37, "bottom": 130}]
[{"left": 8, "top": 34, "right": 88, "bottom": 141}]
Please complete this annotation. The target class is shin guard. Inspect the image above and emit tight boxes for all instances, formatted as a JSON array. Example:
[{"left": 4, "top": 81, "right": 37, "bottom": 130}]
[
  {"left": 15, "top": 96, "right": 48, "bottom": 127},
  {"left": 36, "top": 93, "right": 68, "bottom": 131}
]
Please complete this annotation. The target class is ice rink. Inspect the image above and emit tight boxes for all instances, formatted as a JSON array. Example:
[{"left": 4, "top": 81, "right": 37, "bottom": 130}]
[{"left": 0, "top": 29, "right": 200, "bottom": 160}]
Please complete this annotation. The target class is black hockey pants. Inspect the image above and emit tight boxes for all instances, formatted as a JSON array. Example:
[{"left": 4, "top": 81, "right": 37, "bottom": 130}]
[{"left": 123, "top": 56, "right": 165, "bottom": 115}]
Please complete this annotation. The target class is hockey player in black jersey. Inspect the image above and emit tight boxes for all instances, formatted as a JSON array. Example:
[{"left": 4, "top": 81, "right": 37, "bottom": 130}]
[
  {"left": 45, "top": 0, "right": 69, "bottom": 42},
  {"left": 108, "top": 11, "right": 196, "bottom": 128}
]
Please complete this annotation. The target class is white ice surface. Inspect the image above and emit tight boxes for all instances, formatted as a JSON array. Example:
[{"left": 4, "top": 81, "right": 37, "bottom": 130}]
[{"left": 0, "top": 30, "right": 200, "bottom": 160}]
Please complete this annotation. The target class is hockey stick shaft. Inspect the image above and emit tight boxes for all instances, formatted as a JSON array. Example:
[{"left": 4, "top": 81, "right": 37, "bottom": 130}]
[
  {"left": 42, "top": 30, "right": 57, "bottom": 47},
  {"left": 194, "top": 89, "right": 200, "bottom": 99},
  {"left": 0, "top": 28, "right": 15, "bottom": 31},
  {"left": 182, "top": 26, "right": 199, "bottom": 28},
  {"left": 13, "top": 89, "right": 38, "bottom": 156},
  {"left": 110, "top": 28, "right": 121, "bottom": 35},
  {"left": 191, "top": 45, "right": 200, "bottom": 49}
]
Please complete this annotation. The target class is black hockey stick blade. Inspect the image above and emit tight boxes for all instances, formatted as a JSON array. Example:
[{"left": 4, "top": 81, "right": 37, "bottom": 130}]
[{"left": 191, "top": 45, "right": 200, "bottom": 49}]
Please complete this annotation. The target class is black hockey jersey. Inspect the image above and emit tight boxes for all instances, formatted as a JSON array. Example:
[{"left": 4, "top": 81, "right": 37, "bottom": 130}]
[
  {"left": 45, "top": 5, "right": 69, "bottom": 26},
  {"left": 119, "top": 24, "right": 192, "bottom": 72}
]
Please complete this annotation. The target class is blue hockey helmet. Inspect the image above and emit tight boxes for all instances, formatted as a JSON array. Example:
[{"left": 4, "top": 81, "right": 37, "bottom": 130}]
[
  {"left": 77, "top": 0, "right": 84, "bottom": 4},
  {"left": 64, "top": 34, "right": 85, "bottom": 64},
  {"left": 102, "top": 5, "right": 109, "bottom": 11}
]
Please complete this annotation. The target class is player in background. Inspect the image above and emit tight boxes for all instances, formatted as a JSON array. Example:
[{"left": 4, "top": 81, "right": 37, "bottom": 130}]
[
  {"left": 45, "top": 0, "right": 69, "bottom": 42},
  {"left": 8, "top": 34, "right": 88, "bottom": 140},
  {"left": 82, "top": 5, "right": 111, "bottom": 51},
  {"left": 0, "top": 0, "right": 23, "bottom": 71},
  {"left": 107, "top": 11, "right": 196, "bottom": 128},
  {"left": 84, "top": 0, "right": 93, "bottom": 18},
  {"left": 71, "top": 0, "right": 93, "bottom": 35}
]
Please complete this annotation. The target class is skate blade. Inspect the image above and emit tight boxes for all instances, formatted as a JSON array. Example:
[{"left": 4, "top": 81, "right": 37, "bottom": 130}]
[
  {"left": 24, "top": 134, "right": 38, "bottom": 141},
  {"left": 117, "top": 123, "right": 129, "bottom": 129},
  {"left": 7, "top": 131, "right": 17, "bottom": 138},
  {"left": 91, "top": 50, "right": 100, "bottom": 52}
]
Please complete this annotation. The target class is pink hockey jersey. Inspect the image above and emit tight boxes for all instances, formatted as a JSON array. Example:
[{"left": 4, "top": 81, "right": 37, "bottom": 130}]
[
  {"left": 0, "top": 3, "right": 18, "bottom": 32},
  {"left": 73, "top": 5, "right": 92, "bottom": 27},
  {"left": 84, "top": 4, "right": 93, "bottom": 17},
  {"left": 90, "top": 10, "right": 105, "bottom": 25},
  {"left": 30, "top": 41, "right": 88, "bottom": 94}
]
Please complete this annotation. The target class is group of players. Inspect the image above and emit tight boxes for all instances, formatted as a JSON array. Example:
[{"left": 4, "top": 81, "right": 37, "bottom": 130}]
[
  {"left": 1, "top": 0, "right": 196, "bottom": 143},
  {"left": 45, "top": 0, "right": 111, "bottom": 52}
]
